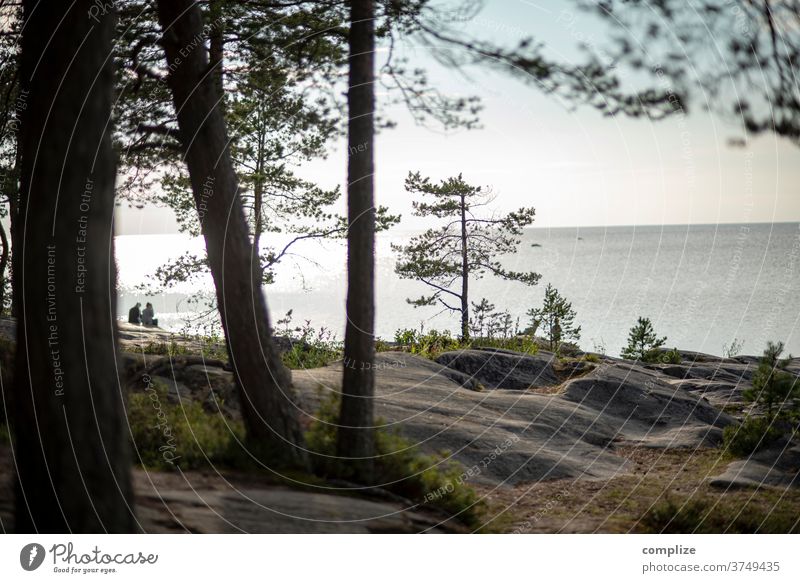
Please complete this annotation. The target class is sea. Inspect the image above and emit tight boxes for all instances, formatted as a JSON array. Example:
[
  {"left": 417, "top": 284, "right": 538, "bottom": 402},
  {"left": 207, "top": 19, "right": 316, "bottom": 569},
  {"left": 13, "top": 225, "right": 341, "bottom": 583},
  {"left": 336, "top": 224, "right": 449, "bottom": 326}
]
[{"left": 116, "top": 222, "right": 800, "bottom": 358}]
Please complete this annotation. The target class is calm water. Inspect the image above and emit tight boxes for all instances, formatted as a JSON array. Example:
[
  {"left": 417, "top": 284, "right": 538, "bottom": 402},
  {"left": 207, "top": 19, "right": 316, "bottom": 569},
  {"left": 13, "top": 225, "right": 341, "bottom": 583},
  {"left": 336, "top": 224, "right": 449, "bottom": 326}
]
[{"left": 117, "top": 222, "right": 800, "bottom": 357}]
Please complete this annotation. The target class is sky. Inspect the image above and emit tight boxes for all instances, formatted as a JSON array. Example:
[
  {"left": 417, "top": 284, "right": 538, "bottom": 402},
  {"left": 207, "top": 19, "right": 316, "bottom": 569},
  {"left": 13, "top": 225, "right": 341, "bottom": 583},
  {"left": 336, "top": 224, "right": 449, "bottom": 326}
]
[{"left": 115, "top": 0, "right": 800, "bottom": 235}]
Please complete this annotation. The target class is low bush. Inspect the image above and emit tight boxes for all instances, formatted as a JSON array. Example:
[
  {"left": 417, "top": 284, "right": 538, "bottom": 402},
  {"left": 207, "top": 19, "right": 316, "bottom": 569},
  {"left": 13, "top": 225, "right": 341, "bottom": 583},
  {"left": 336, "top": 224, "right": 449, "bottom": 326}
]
[
  {"left": 476, "top": 335, "right": 539, "bottom": 355},
  {"left": 306, "top": 391, "right": 485, "bottom": 529},
  {"left": 128, "top": 379, "right": 244, "bottom": 470},
  {"left": 277, "top": 312, "right": 342, "bottom": 369},
  {"left": 282, "top": 339, "right": 341, "bottom": 369},
  {"left": 393, "top": 328, "right": 462, "bottom": 359},
  {"left": 659, "top": 348, "right": 682, "bottom": 364},
  {"left": 722, "top": 416, "right": 782, "bottom": 457},
  {"left": 141, "top": 338, "right": 190, "bottom": 357},
  {"left": 393, "top": 326, "right": 539, "bottom": 360}
]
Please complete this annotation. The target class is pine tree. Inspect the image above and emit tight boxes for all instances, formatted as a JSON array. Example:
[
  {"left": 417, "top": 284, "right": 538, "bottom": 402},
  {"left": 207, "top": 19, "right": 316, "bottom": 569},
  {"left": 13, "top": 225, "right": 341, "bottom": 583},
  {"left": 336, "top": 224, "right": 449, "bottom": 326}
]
[
  {"left": 621, "top": 317, "right": 667, "bottom": 362},
  {"left": 394, "top": 172, "right": 540, "bottom": 341},
  {"left": 744, "top": 341, "right": 799, "bottom": 419},
  {"left": 527, "top": 284, "right": 581, "bottom": 351},
  {"left": 337, "top": 0, "right": 377, "bottom": 482},
  {"left": 469, "top": 298, "right": 496, "bottom": 339},
  {"left": 14, "top": 0, "right": 134, "bottom": 532},
  {"left": 156, "top": 0, "right": 308, "bottom": 469}
]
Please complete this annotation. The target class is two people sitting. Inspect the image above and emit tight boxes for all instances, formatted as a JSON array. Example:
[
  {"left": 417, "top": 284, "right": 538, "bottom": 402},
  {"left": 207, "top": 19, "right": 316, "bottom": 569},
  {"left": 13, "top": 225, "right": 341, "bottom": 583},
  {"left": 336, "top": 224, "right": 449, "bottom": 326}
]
[{"left": 128, "top": 302, "right": 159, "bottom": 327}]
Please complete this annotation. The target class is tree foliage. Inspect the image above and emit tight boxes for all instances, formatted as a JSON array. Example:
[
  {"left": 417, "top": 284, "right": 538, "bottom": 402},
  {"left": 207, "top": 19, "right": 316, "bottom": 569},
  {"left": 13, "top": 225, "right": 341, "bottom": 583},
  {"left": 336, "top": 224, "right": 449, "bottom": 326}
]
[
  {"left": 593, "top": 0, "right": 800, "bottom": 146},
  {"left": 527, "top": 283, "right": 581, "bottom": 351},
  {"left": 744, "top": 341, "right": 799, "bottom": 419},
  {"left": 621, "top": 316, "right": 667, "bottom": 362},
  {"left": 393, "top": 172, "right": 539, "bottom": 340}
]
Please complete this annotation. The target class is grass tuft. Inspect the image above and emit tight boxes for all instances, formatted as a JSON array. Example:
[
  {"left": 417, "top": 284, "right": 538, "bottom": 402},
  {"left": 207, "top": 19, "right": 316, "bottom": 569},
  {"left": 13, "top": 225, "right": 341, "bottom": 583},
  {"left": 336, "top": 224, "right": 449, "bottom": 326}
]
[{"left": 127, "top": 379, "right": 244, "bottom": 470}]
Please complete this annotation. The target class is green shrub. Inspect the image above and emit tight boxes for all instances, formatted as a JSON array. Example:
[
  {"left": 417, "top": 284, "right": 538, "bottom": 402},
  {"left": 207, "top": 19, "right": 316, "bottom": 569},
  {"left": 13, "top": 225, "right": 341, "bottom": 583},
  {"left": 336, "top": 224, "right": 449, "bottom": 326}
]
[
  {"left": 393, "top": 328, "right": 462, "bottom": 359},
  {"left": 722, "top": 416, "right": 782, "bottom": 457},
  {"left": 277, "top": 312, "right": 342, "bottom": 369},
  {"left": 374, "top": 338, "right": 393, "bottom": 352},
  {"left": 306, "top": 391, "right": 485, "bottom": 528},
  {"left": 582, "top": 353, "right": 600, "bottom": 363},
  {"left": 128, "top": 379, "right": 244, "bottom": 470},
  {"left": 141, "top": 338, "right": 190, "bottom": 357},
  {"left": 659, "top": 347, "right": 682, "bottom": 364},
  {"left": 282, "top": 340, "right": 341, "bottom": 369},
  {"left": 476, "top": 335, "right": 539, "bottom": 355},
  {"left": 198, "top": 335, "right": 228, "bottom": 361},
  {"left": 394, "top": 328, "right": 419, "bottom": 346},
  {"left": 414, "top": 329, "right": 462, "bottom": 358},
  {"left": 743, "top": 341, "right": 799, "bottom": 420},
  {"left": 393, "top": 325, "right": 538, "bottom": 360}
]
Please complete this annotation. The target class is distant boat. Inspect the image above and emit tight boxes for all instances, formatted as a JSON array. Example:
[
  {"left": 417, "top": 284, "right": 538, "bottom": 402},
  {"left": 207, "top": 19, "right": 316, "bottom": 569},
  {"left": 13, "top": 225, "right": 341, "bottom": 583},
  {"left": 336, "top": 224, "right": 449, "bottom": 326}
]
[{"left": 531, "top": 242, "right": 542, "bottom": 247}]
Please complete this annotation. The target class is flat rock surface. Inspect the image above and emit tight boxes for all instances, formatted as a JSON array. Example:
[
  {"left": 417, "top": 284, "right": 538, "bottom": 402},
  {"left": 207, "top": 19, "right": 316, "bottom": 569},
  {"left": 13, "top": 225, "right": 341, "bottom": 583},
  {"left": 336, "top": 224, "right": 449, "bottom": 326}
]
[{"left": 293, "top": 352, "right": 735, "bottom": 486}]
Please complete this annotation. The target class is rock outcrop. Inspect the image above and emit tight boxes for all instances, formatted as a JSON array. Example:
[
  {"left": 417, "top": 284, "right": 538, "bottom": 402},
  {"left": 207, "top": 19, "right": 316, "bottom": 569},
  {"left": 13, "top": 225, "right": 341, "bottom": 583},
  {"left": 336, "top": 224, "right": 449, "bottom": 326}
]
[{"left": 434, "top": 347, "right": 560, "bottom": 389}]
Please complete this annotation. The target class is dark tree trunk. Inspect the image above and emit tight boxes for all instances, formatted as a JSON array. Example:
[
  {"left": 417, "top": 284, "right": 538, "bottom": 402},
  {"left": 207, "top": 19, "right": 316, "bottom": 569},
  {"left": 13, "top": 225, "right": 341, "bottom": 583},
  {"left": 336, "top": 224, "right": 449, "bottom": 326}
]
[
  {"left": 156, "top": 0, "right": 308, "bottom": 469},
  {"left": 336, "top": 0, "right": 376, "bottom": 480},
  {"left": 0, "top": 219, "right": 8, "bottom": 313},
  {"left": 9, "top": 192, "right": 18, "bottom": 318},
  {"left": 207, "top": 0, "right": 224, "bottom": 111},
  {"left": 13, "top": 0, "right": 135, "bottom": 533},
  {"left": 459, "top": 193, "right": 469, "bottom": 341},
  {"left": 253, "top": 179, "right": 264, "bottom": 280},
  {"left": 9, "top": 124, "right": 21, "bottom": 318}
]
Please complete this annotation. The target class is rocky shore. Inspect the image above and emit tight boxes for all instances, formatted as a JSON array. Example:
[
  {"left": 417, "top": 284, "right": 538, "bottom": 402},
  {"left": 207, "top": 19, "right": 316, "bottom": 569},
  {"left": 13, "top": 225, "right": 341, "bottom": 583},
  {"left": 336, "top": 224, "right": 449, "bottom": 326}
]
[{"left": 1, "top": 319, "right": 798, "bottom": 532}]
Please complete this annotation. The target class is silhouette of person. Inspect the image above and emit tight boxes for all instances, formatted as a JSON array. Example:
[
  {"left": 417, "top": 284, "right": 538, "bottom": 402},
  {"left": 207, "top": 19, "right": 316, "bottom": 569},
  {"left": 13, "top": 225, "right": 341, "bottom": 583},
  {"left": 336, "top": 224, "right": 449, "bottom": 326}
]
[
  {"left": 141, "top": 302, "right": 158, "bottom": 327},
  {"left": 128, "top": 302, "right": 141, "bottom": 324}
]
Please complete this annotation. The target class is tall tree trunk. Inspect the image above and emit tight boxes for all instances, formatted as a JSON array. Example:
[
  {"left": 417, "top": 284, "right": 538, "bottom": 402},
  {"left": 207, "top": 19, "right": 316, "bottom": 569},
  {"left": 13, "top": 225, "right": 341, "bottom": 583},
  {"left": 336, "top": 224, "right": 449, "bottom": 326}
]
[
  {"left": 460, "top": 193, "right": 469, "bottom": 341},
  {"left": 253, "top": 178, "right": 264, "bottom": 280},
  {"left": 9, "top": 128, "right": 21, "bottom": 318},
  {"left": 0, "top": 219, "right": 8, "bottom": 314},
  {"left": 207, "top": 0, "right": 224, "bottom": 113},
  {"left": 156, "top": 0, "right": 308, "bottom": 469},
  {"left": 13, "top": 0, "right": 135, "bottom": 532},
  {"left": 336, "top": 0, "right": 376, "bottom": 481}
]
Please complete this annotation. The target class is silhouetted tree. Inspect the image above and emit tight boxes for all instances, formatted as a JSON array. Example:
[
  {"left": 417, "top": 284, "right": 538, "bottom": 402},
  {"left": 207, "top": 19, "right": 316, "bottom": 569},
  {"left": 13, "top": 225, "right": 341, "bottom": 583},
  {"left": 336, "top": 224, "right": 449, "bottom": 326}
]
[
  {"left": 13, "top": 0, "right": 134, "bottom": 532},
  {"left": 594, "top": 0, "right": 800, "bottom": 146},
  {"left": 394, "top": 172, "right": 540, "bottom": 341}
]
